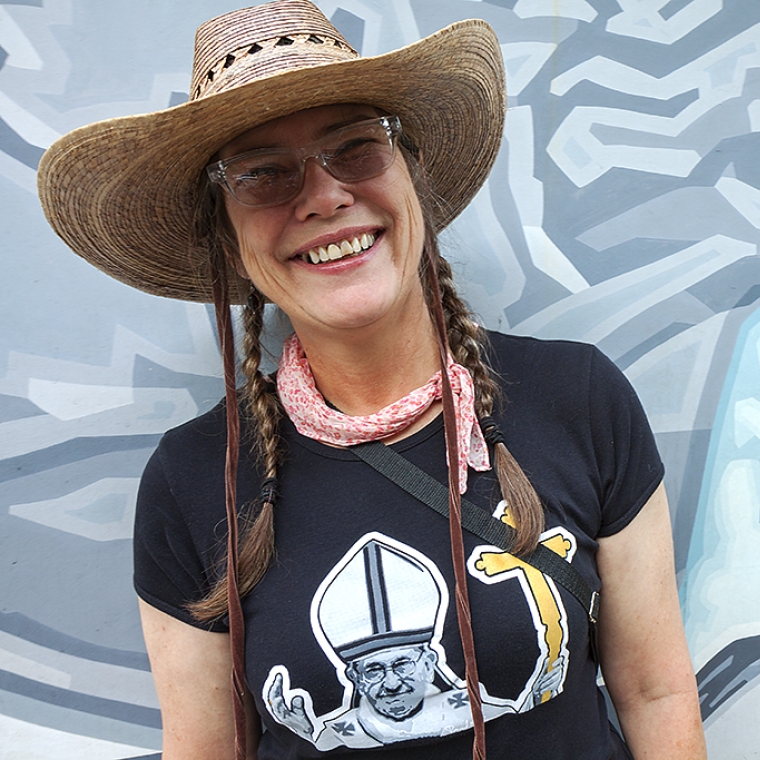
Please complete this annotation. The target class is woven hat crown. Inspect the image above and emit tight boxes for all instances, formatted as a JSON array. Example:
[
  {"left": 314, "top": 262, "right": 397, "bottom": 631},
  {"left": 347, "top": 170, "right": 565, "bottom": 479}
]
[{"left": 191, "top": 1, "right": 358, "bottom": 101}]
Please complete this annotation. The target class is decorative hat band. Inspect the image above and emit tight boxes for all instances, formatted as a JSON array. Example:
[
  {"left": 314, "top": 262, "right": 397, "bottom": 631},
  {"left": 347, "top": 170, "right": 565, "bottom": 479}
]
[{"left": 193, "top": 33, "right": 359, "bottom": 100}]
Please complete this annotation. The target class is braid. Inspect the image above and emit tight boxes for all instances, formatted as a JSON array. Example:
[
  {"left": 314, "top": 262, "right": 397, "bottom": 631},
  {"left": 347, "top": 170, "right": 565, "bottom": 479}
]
[
  {"left": 435, "top": 253, "right": 498, "bottom": 418},
  {"left": 410, "top": 159, "right": 544, "bottom": 554},
  {"left": 188, "top": 184, "right": 283, "bottom": 623},
  {"left": 240, "top": 288, "right": 283, "bottom": 476}
]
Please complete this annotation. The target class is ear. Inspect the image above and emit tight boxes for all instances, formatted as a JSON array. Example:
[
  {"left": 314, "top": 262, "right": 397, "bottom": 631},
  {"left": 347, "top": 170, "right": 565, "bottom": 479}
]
[
  {"left": 345, "top": 663, "right": 359, "bottom": 685},
  {"left": 420, "top": 648, "right": 438, "bottom": 681}
]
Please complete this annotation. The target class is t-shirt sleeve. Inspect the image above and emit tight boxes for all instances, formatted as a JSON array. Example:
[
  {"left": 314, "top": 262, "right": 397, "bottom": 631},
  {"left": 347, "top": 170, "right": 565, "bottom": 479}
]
[
  {"left": 587, "top": 347, "right": 664, "bottom": 536},
  {"left": 133, "top": 444, "right": 229, "bottom": 632}
]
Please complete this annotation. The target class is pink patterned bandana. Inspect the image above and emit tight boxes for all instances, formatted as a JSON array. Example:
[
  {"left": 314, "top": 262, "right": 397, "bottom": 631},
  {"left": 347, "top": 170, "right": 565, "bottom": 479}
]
[{"left": 276, "top": 333, "right": 490, "bottom": 494}]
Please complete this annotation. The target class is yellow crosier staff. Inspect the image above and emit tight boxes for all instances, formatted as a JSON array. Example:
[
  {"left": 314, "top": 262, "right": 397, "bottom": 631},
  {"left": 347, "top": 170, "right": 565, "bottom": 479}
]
[{"left": 473, "top": 509, "right": 573, "bottom": 704}]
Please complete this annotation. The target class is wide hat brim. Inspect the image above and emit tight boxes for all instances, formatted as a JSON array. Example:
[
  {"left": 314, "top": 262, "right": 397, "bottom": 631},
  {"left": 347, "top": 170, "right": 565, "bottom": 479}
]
[{"left": 37, "top": 19, "right": 505, "bottom": 303}]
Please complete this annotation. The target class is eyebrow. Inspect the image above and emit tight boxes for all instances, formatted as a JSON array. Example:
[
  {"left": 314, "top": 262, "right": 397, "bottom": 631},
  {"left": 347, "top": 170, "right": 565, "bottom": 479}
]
[
  {"left": 363, "top": 655, "right": 414, "bottom": 667},
  {"left": 242, "top": 111, "right": 380, "bottom": 152},
  {"left": 319, "top": 111, "right": 379, "bottom": 135}
]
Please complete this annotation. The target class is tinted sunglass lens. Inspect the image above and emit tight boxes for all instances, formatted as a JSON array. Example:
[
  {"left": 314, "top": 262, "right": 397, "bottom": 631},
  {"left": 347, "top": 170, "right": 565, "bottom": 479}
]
[
  {"left": 218, "top": 118, "right": 399, "bottom": 207},
  {"left": 228, "top": 158, "right": 303, "bottom": 206},
  {"left": 329, "top": 146, "right": 393, "bottom": 181}
]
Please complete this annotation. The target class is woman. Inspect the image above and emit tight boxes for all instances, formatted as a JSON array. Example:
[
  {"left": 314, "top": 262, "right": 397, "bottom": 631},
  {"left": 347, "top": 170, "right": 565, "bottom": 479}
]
[{"left": 37, "top": 1, "right": 706, "bottom": 758}]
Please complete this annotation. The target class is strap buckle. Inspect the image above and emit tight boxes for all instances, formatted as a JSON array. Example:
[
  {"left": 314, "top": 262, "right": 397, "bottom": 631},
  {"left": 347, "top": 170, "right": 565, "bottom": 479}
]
[{"left": 589, "top": 590, "right": 600, "bottom": 624}]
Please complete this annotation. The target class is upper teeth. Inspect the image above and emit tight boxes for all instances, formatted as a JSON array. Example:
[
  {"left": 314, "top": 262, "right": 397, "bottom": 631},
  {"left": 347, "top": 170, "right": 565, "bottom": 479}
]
[{"left": 305, "top": 233, "right": 375, "bottom": 264}]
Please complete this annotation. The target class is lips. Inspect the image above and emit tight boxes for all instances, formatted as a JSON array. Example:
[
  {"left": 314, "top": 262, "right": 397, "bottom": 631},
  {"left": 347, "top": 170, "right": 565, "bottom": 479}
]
[{"left": 299, "top": 232, "right": 376, "bottom": 264}]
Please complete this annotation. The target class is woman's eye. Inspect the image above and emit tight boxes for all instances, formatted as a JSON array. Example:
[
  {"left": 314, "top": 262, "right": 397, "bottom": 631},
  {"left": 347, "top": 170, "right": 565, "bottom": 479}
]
[
  {"left": 332, "top": 138, "right": 377, "bottom": 158},
  {"left": 233, "top": 165, "right": 289, "bottom": 184}
]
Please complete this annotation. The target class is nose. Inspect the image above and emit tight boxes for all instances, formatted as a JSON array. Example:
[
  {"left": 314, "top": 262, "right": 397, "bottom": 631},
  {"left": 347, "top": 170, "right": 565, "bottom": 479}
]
[
  {"left": 380, "top": 669, "right": 403, "bottom": 692},
  {"left": 293, "top": 157, "right": 355, "bottom": 220}
]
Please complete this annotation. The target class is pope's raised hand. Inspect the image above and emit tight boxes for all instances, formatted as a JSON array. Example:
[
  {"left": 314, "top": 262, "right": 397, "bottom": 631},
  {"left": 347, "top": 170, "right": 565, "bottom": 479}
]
[{"left": 267, "top": 672, "right": 315, "bottom": 738}]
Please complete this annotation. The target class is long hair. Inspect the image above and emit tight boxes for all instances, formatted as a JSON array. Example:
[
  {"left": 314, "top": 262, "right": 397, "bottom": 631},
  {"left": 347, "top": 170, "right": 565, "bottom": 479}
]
[{"left": 187, "top": 142, "right": 544, "bottom": 623}]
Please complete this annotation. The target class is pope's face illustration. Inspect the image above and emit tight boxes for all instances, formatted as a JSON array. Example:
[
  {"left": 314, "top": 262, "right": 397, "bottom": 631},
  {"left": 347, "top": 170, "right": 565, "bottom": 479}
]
[{"left": 347, "top": 645, "right": 438, "bottom": 720}]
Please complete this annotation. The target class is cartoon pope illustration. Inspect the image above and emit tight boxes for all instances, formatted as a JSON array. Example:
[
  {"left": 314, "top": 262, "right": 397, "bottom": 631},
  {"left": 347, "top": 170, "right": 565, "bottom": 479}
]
[{"left": 263, "top": 532, "right": 568, "bottom": 750}]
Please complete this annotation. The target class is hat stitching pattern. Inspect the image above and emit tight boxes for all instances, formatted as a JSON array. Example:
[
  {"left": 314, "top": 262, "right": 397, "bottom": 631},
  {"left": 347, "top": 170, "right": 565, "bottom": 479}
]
[{"left": 195, "top": 33, "right": 358, "bottom": 100}]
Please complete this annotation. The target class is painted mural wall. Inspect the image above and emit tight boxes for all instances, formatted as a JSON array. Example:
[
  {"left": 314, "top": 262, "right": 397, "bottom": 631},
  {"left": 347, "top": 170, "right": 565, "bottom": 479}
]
[{"left": 1, "top": 0, "right": 759, "bottom": 757}]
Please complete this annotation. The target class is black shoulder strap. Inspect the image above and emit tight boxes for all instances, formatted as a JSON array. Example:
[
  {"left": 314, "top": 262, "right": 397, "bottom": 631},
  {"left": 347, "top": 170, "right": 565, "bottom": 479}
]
[{"left": 352, "top": 441, "right": 599, "bottom": 625}]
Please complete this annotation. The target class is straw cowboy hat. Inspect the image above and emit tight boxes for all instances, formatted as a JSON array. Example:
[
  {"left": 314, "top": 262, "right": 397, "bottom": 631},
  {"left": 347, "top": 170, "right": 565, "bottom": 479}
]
[{"left": 37, "top": 0, "right": 506, "bottom": 303}]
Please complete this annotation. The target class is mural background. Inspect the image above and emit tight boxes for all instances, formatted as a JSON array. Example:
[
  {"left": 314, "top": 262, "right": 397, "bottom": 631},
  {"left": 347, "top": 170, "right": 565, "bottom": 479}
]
[{"left": 1, "top": 0, "right": 759, "bottom": 757}]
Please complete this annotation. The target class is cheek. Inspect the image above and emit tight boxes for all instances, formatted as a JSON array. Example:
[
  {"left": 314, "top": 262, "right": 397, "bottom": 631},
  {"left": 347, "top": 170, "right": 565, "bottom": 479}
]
[
  {"left": 396, "top": 173, "right": 423, "bottom": 238},
  {"left": 237, "top": 236, "right": 281, "bottom": 302},
  {"left": 398, "top": 193, "right": 425, "bottom": 278},
  {"left": 406, "top": 194, "right": 424, "bottom": 254},
  {"left": 238, "top": 234, "right": 263, "bottom": 275},
  {"left": 226, "top": 205, "right": 279, "bottom": 285},
  {"left": 238, "top": 238, "right": 263, "bottom": 282}
]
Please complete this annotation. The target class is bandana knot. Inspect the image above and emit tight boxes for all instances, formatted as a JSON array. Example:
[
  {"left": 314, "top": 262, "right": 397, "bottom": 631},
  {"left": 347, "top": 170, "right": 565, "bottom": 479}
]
[{"left": 276, "top": 333, "right": 490, "bottom": 493}]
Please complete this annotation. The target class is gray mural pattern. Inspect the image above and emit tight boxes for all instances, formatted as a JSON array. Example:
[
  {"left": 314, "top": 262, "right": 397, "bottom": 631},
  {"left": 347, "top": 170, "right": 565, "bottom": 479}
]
[{"left": 1, "top": 0, "right": 759, "bottom": 757}]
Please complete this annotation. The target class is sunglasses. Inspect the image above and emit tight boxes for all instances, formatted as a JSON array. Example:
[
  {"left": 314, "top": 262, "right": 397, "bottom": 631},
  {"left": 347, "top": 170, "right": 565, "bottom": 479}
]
[{"left": 206, "top": 115, "right": 402, "bottom": 208}]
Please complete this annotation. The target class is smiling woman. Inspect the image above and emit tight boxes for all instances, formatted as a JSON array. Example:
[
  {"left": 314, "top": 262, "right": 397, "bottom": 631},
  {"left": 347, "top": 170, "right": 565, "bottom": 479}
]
[
  {"left": 218, "top": 105, "right": 427, "bottom": 348},
  {"left": 36, "top": 1, "right": 706, "bottom": 759}
]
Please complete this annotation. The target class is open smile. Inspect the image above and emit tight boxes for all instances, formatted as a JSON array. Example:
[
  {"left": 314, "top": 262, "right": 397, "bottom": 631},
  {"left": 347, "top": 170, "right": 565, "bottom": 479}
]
[{"left": 297, "top": 231, "right": 378, "bottom": 264}]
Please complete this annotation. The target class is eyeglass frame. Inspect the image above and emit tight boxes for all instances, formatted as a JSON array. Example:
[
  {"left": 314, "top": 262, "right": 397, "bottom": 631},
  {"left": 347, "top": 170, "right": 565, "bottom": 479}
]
[
  {"left": 353, "top": 649, "right": 426, "bottom": 684},
  {"left": 206, "top": 115, "right": 403, "bottom": 208}
]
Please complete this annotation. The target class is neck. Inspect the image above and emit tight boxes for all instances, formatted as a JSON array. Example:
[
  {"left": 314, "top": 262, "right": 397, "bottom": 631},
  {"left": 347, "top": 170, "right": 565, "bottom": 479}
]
[{"left": 293, "top": 301, "right": 441, "bottom": 418}]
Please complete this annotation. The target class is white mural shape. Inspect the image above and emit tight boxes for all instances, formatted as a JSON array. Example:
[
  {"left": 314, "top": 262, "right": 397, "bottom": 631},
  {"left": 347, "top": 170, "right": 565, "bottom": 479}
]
[
  {"left": 2, "top": 0, "right": 760, "bottom": 757},
  {"left": 606, "top": 0, "right": 723, "bottom": 44}
]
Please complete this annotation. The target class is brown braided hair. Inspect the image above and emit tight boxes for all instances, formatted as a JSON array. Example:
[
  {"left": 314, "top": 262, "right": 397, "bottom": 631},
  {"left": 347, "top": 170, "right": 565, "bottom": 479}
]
[
  {"left": 411, "top": 160, "right": 545, "bottom": 555},
  {"left": 186, "top": 179, "right": 282, "bottom": 621},
  {"left": 188, "top": 139, "right": 544, "bottom": 623}
]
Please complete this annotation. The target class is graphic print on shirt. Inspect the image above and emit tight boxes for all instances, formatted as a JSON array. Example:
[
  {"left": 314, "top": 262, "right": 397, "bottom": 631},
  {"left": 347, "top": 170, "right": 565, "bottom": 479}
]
[
  {"left": 467, "top": 500, "right": 574, "bottom": 705},
  {"left": 263, "top": 530, "right": 573, "bottom": 750}
]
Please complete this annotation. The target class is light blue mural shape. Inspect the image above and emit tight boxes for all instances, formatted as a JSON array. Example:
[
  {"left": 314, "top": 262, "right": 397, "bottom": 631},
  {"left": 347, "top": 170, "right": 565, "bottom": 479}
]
[
  {"left": 1, "top": 0, "right": 760, "bottom": 757},
  {"left": 684, "top": 306, "right": 760, "bottom": 748}
]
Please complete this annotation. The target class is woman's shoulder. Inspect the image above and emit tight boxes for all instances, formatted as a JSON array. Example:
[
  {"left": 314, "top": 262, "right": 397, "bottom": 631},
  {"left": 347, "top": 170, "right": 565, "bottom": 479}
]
[
  {"left": 483, "top": 330, "right": 636, "bottom": 419},
  {"left": 143, "top": 401, "right": 228, "bottom": 495},
  {"left": 157, "top": 397, "right": 258, "bottom": 454},
  {"left": 484, "top": 329, "right": 604, "bottom": 379},
  {"left": 153, "top": 398, "right": 259, "bottom": 482},
  {"left": 143, "top": 397, "right": 262, "bottom": 515},
  {"left": 484, "top": 328, "right": 597, "bottom": 352},
  {"left": 160, "top": 398, "right": 228, "bottom": 443}
]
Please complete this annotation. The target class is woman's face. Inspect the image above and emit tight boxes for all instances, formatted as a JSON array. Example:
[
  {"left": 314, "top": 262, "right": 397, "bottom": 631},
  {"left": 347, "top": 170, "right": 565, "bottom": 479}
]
[{"left": 219, "top": 104, "right": 426, "bottom": 343}]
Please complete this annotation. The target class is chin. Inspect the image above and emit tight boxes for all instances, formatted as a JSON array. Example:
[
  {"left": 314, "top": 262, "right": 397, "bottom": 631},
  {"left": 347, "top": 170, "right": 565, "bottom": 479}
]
[{"left": 316, "top": 300, "right": 398, "bottom": 331}]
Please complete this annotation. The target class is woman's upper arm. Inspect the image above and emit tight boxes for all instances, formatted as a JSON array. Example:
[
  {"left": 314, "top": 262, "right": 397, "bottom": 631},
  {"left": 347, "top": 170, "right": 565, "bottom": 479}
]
[
  {"left": 596, "top": 483, "right": 706, "bottom": 758},
  {"left": 139, "top": 599, "right": 260, "bottom": 760}
]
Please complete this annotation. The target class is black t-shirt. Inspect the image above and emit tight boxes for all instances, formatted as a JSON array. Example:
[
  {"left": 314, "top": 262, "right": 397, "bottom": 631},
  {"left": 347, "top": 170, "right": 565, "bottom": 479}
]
[{"left": 134, "top": 332, "right": 661, "bottom": 759}]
